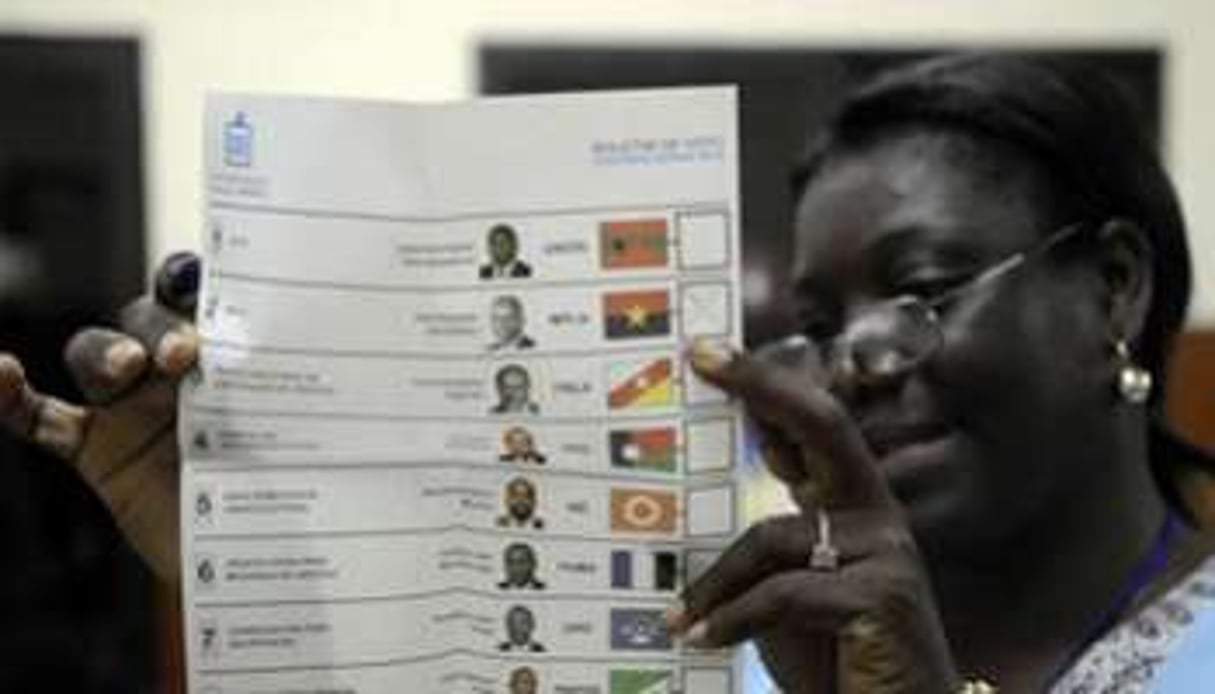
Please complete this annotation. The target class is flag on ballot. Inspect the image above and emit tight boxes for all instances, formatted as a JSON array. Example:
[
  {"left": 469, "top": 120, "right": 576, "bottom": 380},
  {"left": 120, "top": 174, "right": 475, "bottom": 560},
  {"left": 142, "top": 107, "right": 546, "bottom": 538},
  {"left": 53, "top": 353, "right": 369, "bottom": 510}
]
[
  {"left": 610, "top": 549, "right": 679, "bottom": 591},
  {"left": 607, "top": 357, "right": 674, "bottom": 410},
  {"left": 600, "top": 219, "right": 669, "bottom": 270},
  {"left": 603, "top": 289, "right": 671, "bottom": 340},
  {"left": 609, "top": 427, "right": 677, "bottom": 473},
  {"left": 610, "top": 608, "right": 672, "bottom": 651},
  {"left": 610, "top": 488, "right": 678, "bottom": 534},
  {"left": 609, "top": 669, "right": 675, "bottom": 694}
]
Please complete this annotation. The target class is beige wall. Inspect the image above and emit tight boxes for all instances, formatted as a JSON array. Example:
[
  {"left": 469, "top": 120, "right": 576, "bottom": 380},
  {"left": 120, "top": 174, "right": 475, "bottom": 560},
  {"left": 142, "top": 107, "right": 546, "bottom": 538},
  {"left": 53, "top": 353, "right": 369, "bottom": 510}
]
[{"left": 3, "top": 0, "right": 1214, "bottom": 324}]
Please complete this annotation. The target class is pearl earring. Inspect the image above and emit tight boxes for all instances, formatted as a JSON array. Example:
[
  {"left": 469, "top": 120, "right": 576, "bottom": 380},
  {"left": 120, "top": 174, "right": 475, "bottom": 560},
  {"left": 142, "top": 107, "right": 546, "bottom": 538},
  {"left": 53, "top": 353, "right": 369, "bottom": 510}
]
[{"left": 1115, "top": 339, "right": 1152, "bottom": 404}]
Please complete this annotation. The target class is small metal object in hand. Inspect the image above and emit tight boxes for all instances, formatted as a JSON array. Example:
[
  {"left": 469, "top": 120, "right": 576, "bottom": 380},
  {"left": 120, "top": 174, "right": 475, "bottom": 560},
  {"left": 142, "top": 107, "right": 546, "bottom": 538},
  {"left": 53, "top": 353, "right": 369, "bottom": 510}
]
[{"left": 809, "top": 509, "right": 840, "bottom": 571}]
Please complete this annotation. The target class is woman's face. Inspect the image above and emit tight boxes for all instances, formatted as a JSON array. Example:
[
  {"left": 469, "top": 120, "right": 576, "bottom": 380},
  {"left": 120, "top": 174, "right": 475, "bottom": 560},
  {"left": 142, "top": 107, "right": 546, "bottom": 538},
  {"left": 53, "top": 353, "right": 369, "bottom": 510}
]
[{"left": 792, "top": 132, "right": 1112, "bottom": 558}]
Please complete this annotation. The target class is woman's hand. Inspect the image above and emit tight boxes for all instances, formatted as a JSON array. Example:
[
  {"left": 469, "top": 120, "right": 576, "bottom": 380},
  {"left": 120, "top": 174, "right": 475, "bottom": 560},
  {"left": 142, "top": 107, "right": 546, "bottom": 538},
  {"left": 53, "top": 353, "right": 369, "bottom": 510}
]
[
  {"left": 671, "top": 338, "right": 959, "bottom": 693},
  {"left": 0, "top": 253, "right": 201, "bottom": 582}
]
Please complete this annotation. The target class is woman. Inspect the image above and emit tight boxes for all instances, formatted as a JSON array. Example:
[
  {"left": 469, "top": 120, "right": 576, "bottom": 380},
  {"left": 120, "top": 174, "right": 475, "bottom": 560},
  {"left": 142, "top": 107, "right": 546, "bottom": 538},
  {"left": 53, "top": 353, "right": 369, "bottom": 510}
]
[
  {"left": 667, "top": 54, "right": 1215, "bottom": 692},
  {"left": 1, "top": 54, "right": 1213, "bottom": 691}
]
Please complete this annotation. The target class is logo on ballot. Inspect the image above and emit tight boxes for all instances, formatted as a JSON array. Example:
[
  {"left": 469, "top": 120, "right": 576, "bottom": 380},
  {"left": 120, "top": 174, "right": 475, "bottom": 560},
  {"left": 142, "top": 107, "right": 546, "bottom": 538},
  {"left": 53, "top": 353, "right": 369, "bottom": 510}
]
[
  {"left": 610, "top": 609, "right": 672, "bottom": 651},
  {"left": 610, "top": 488, "right": 677, "bottom": 534},
  {"left": 600, "top": 219, "right": 669, "bottom": 270},
  {"left": 607, "top": 357, "right": 674, "bottom": 410},
  {"left": 609, "top": 426, "right": 677, "bottom": 473},
  {"left": 223, "top": 112, "right": 254, "bottom": 168},
  {"left": 603, "top": 289, "right": 671, "bottom": 340},
  {"left": 610, "top": 669, "right": 675, "bottom": 694}
]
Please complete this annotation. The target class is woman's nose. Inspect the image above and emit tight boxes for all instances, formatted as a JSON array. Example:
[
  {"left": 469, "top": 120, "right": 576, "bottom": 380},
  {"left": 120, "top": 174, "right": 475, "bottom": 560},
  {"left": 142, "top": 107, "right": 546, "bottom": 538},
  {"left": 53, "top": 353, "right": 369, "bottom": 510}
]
[
  {"left": 826, "top": 311, "right": 920, "bottom": 401},
  {"left": 756, "top": 334, "right": 830, "bottom": 380}
]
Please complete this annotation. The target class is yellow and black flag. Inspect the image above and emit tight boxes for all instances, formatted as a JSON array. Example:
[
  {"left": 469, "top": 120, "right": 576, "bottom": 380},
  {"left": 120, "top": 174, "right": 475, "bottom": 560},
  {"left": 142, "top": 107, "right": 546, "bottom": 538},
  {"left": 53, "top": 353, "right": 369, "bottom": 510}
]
[{"left": 603, "top": 289, "right": 671, "bottom": 340}]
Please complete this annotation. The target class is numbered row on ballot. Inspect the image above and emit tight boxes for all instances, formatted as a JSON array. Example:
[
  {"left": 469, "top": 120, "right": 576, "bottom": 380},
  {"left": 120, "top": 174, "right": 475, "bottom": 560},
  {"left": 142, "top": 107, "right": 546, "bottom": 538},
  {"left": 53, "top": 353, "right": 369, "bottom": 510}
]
[
  {"left": 189, "top": 530, "right": 731, "bottom": 602},
  {"left": 188, "top": 467, "right": 736, "bottom": 541},
  {"left": 190, "top": 654, "right": 734, "bottom": 694},
  {"left": 188, "top": 595, "right": 725, "bottom": 672},
  {"left": 206, "top": 205, "right": 734, "bottom": 287},
  {"left": 188, "top": 345, "right": 734, "bottom": 418},
  {"left": 201, "top": 275, "right": 735, "bottom": 355},
  {"left": 184, "top": 410, "right": 737, "bottom": 478}
]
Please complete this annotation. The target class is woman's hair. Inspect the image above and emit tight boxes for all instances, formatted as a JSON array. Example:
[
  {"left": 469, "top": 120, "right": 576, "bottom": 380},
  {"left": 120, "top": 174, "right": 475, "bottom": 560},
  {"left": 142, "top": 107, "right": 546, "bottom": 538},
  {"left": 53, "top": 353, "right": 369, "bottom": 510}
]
[{"left": 792, "top": 53, "right": 1191, "bottom": 409}]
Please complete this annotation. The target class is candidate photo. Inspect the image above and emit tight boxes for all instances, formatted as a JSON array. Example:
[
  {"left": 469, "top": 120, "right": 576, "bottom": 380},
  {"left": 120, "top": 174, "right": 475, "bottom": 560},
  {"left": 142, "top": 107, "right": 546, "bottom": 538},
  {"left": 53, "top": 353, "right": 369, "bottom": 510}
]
[
  {"left": 488, "top": 295, "right": 536, "bottom": 352},
  {"left": 496, "top": 477, "right": 545, "bottom": 530},
  {"left": 497, "top": 542, "right": 546, "bottom": 590},
  {"left": 498, "top": 605, "right": 545, "bottom": 652},
  {"left": 499, "top": 426, "right": 547, "bottom": 465},
  {"left": 489, "top": 364, "right": 540, "bottom": 415},
  {"left": 507, "top": 666, "right": 539, "bottom": 694},
  {"left": 479, "top": 223, "right": 533, "bottom": 279}
]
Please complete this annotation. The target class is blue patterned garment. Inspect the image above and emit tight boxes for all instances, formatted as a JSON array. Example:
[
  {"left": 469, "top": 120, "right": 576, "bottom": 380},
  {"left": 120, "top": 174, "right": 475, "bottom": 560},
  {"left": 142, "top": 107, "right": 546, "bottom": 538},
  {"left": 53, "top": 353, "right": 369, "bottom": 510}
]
[
  {"left": 738, "top": 557, "right": 1215, "bottom": 693},
  {"left": 738, "top": 429, "right": 1215, "bottom": 693},
  {"left": 1051, "top": 556, "right": 1215, "bottom": 693},
  {"left": 1150, "top": 584, "right": 1215, "bottom": 692}
]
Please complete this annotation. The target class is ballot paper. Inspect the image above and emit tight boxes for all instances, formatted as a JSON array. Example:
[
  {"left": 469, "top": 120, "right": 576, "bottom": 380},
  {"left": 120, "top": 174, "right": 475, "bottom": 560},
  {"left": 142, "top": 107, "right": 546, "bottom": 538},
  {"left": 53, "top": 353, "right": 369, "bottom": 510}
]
[{"left": 181, "top": 87, "right": 743, "bottom": 694}]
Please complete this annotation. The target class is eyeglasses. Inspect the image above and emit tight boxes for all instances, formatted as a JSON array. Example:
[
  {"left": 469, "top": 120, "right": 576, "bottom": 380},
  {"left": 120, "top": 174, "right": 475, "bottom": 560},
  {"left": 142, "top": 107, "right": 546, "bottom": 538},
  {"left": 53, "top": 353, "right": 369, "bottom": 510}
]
[{"left": 783, "top": 222, "right": 1089, "bottom": 383}]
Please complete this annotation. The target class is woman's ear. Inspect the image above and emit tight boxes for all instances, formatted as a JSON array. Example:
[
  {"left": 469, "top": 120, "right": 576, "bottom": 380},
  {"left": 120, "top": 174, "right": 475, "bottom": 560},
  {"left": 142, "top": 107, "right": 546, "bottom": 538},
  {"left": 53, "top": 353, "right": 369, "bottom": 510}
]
[{"left": 1095, "top": 218, "right": 1154, "bottom": 345}]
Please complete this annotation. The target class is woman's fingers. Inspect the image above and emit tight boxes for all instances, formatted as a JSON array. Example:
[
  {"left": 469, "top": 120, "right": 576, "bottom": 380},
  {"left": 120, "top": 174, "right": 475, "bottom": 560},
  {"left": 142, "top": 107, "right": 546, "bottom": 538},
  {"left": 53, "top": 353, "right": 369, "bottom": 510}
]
[
  {"left": 64, "top": 328, "right": 149, "bottom": 404},
  {"left": 0, "top": 353, "right": 90, "bottom": 459},
  {"left": 68, "top": 252, "right": 200, "bottom": 413},
  {"left": 0, "top": 353, "right": 38, "bottom": 435},
  {"left": 683, "top": 568, "right": 867, "bottom": 649},
  {"left": 672, "top": 515, "right": 812, "bottom": 634},
  {"left": 0, "top": 252, "right": 200, "bottom": 583},
  {"left": 669, "top": 511, "right": 909, "bottom": 632},
  {"left": 683, "top": 557, "right": 952, "bottom": 692},
  {"left": 118, "top": 296, "right": 200, "bottom": 377},
  {"left": 688, "top": 339, "right": 891, "bottom": 509}
]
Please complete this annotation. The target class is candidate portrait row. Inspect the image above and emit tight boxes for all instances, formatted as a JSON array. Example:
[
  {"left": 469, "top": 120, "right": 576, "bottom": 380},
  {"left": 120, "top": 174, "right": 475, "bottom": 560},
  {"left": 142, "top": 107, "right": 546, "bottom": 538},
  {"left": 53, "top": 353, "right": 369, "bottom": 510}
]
[
  {"left": 194, "top": 665, "right": 693, "bottom": 694},
  {"left": 495, "top": 605, "right": 676, "bottom": 655},
  {"left": 188, "top": 476, "right": 690, "bottom": 537},
  {"left": 208, "top": 206, "right": 731, "bottom": 289},
  {"left": 486, "top": 356, "right": 684, "bottom": 415},
  {"left": 192, "top": 540, "right": 679, "bottom": 594},
  {"left": 482, "top": 288, "right": 679, "bottom": 352},
  {"left": 478, "top": 218, "right": 680, "bottom": 281},
  {"left": 187, "top": 420, "right": 705, "bottom": 477}
]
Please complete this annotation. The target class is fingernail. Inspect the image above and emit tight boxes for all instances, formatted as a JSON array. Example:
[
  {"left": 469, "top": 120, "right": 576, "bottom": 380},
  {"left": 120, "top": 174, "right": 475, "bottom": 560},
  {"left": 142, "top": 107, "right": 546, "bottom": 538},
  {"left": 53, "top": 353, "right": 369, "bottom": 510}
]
[
  {"left": 162, "top": 252, "right": 200, "bottom": 297},
  {"left": 155, "top": 252, "right": 201, "bottom": 312},
  {"left": 682, "top": 620, "right": 709, "bottom": 648},
  {"left": 663, "top": 599, "right": 688, "bottom": 633},
  {"left": 156, "top": 329, "right": 197, "bottom": 370},
  {"left": 688, "top": 338, "right": 733, "bottom": 374},
  {"left": 104, "top": 339, "right": 145, "bottom": 379}
]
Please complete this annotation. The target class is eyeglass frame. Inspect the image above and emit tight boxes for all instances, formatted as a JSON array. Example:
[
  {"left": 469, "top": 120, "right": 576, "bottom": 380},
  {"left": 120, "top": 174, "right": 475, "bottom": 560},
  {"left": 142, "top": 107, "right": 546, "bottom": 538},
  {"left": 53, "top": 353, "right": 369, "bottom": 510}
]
[{"left": 788, "top": 220, "right": 1091, "bottom": 381}]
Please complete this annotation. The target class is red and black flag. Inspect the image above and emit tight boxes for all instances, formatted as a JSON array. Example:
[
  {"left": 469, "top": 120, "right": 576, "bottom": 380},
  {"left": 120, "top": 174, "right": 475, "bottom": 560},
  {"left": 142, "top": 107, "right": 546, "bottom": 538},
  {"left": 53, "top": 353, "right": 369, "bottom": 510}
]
[
  {"left": 609, "top": 427, "right": 677, "bottom": 473},
  {"left": 603, "top": 289, "right": 671, "bottom": 340}
]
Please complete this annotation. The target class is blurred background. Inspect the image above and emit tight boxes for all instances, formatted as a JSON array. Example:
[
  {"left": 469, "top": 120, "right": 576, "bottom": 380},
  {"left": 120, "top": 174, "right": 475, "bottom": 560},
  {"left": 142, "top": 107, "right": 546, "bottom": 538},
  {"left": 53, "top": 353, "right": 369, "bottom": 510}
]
[{"left": 1, "top": 1, "right": 1213, "bottom": 690}]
